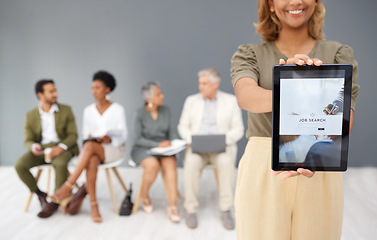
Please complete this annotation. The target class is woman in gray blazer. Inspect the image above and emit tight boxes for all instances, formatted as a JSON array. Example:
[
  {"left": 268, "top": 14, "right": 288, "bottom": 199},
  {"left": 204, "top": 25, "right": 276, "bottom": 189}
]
[{"left": 131, "top": 82, "right": 180, "bottom": 223}]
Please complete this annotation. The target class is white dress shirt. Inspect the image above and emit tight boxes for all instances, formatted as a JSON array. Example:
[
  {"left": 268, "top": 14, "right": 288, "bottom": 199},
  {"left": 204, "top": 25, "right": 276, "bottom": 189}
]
[
  {"left": 198, "top": 96, "right": 218, "bottom": 134},
  {"left": 82, "top": 102, "right": 127, "bottom": 147},
  {"left": 37, "top": 104, "right": 67, "bottom": 150},
  {"left": 178, "top": 91, "right": 244, "bottom": 145}
]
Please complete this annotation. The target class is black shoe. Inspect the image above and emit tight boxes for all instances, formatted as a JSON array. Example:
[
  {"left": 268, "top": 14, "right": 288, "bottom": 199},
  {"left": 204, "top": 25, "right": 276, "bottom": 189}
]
[
  {"left": 37, "top": 192, "right": 48, "bottom": 209},
  {"left": 37, "top": 202, "right": 59, "bottom": 218}
]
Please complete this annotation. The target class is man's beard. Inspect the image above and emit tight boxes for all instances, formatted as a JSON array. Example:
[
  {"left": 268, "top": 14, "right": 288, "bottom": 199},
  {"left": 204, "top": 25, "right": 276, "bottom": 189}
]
[{"left": 45, "top": 98, "right": 57, "bottom": 105}]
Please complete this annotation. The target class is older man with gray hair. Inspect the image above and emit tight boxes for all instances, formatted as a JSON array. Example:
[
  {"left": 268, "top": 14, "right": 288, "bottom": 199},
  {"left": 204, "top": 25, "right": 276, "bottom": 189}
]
[{"left": 178, "top": 68, "right": 244, "bottom": 229}]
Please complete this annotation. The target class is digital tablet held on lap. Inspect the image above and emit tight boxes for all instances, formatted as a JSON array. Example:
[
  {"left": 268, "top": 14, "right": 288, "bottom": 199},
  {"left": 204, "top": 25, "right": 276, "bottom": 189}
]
[
  {"left": 272, "top": 64, "right": 353, "bottom": 172},
  {"left": 82, "top": 137, "right": 100, "bottom": 145},
  {"left": 191, "top": 134, "right": 226, "bottom": 154}
]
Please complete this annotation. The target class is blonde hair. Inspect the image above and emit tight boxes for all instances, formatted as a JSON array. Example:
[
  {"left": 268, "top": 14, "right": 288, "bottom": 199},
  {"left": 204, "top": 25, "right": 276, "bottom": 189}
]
[{"left": 254, "top": 0, "right": 326, "bottom": 42}]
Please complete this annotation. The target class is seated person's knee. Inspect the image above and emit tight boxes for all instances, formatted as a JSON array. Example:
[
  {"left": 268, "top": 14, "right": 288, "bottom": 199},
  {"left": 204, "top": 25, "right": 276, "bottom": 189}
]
[
  {"left": 82, "top": 141, "right": 96, "bottom": 152},
  {"left": 144, "top": 160, "right": 160, "bottom": 173},
  {"left": 51, "top": 160, "right": 68, "bottom": 170},
  {"left": 184, "top": 156, "right": 203, "bottom": 170},
  {"left": 14, "top": 161, "right": 25, "bottom": 172}
]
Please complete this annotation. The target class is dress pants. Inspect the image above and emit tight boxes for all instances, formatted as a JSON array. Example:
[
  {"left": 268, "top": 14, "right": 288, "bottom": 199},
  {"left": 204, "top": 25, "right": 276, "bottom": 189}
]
[
  {"left": 15, "top": 144, "right": 73, "bottom": 192},
  {"left": 235, "top": 137, "right": 343, "bottom": 240},
  {"left": 183, "top": 145, "right": 237, "bottom": 213}
]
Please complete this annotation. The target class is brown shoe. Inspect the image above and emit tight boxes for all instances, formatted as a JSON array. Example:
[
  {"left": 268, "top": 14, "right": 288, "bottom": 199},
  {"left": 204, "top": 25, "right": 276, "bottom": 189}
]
[
  {"left": 37, "top": 192, "right": 48, "bottom": 209},
  {"left": 66, "top": 184, "right": 87, "bottom": 215},
  {"left": 37, "top": 202, "right": 59, "bottom": 218}
]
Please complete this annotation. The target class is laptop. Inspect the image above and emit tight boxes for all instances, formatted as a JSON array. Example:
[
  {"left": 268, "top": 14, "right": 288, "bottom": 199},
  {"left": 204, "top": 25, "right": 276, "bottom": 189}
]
[{"left": 191, "top": 134, "right": 226, "bottom": 154}]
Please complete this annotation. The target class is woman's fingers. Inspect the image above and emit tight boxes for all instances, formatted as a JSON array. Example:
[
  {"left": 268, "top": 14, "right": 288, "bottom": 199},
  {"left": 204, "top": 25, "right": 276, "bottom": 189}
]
[
  {"left": 312, "top": 58, "right": 323, "bottom": 66},
  {"left": 283, "top": 54, "right": 323, "bottom": 66},
  {"left": 272, "top": 169, "right": 315, "bottom": 179},
  {"left": 297, "top": 168, "right": 315, "bottom": 178},
  {"left": 295, "top": 54, "right": 313, "bottom": 65},
  {"left": 286, "top": 54, "right": 310, "bottom": 65},
  {"left": 281, "top": 171, "right": 301, "bottom": 179},
  {"left": 272, "top": 170, "right": 299, "bottom": 179}
]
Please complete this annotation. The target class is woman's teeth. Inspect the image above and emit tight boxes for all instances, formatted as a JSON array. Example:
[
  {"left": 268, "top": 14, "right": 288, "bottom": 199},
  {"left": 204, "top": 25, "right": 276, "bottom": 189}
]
[{"left": 289, "top": 9, "right": 303, "bottom": 14}]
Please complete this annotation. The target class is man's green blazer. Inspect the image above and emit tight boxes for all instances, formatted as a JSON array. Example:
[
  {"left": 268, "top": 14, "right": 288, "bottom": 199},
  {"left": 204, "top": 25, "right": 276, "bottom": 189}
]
[{"left": 24, "top": 103, "right": 79, "bottom": 155}]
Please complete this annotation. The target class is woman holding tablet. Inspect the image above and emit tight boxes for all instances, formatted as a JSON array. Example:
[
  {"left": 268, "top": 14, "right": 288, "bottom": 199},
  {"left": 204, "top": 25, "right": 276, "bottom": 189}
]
[{"left": 231, "top": 0, "right": 359, "bottom": 239}]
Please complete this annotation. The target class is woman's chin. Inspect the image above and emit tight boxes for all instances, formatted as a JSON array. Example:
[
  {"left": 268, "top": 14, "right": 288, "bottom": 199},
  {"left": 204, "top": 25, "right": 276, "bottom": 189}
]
[{"left": 94, "top": 96, "right": 104, "bottom": 102}]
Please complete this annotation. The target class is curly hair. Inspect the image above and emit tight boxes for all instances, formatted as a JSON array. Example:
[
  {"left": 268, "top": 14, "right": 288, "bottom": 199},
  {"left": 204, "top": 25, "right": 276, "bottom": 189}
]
[
  {"left": 254, "top": 0, "right": 326, "bottom": 42},
  {"left": 93, "top": 70, "right": 116, "bottom": 91}
]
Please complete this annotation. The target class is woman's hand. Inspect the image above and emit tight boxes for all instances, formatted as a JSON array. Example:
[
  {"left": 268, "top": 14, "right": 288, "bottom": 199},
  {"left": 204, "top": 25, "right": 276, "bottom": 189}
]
[
  {"left": 279, "top": 54, "right": 323, "bottom": 66},
  {"left": 273, "top": 168, "right": 315, "bottom": 179},
  {"left": 97, "top": 135, "right": 111, "bottom": 144},
  {"left": 158, "top": 140, "right": 172, "bottom": 148}
]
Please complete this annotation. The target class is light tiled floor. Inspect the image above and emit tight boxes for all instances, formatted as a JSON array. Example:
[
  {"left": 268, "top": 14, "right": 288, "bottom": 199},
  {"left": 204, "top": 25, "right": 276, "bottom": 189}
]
[{"left": 0, "top": 167, "right": 376, "bottom": 240}]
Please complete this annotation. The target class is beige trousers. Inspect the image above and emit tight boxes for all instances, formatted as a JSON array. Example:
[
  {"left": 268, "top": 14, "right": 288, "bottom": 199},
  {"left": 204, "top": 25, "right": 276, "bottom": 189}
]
[
  {"left": 184, "top": 145, "right": 237, "bottom": 213},
  {"left": 235, "top": 137, "right": 344, "bottom": 240}
]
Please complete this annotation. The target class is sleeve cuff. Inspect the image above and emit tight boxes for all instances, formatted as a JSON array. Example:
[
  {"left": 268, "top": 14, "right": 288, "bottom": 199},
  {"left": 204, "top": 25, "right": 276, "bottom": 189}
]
[
  {"left": 58, "top": 143, "right": 68, "bottom": 151},
  {"left": 31, "top": 143, "right": 38, "bottom": 150}
]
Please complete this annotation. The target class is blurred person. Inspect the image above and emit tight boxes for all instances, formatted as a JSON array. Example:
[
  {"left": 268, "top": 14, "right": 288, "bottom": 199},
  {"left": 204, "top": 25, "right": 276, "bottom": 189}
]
[
  {"left": 49, "top": 70, "right": 127, "bottom": 223},
  {"left": 15, "top": 79, "right": 79, "bottom": 218},
  {"left": 178, "top": 68, "right": 244, "bottom": 229},
  {"left": 131, "top": 82, "right": 180, "bottom": 223}
]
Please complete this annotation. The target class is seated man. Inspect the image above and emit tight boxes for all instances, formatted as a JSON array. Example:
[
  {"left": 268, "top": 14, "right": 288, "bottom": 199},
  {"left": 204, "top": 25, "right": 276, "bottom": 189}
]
[
  {"left": 15, "top": 79, "right": 79, "bottom": 218},
  {"left": 178, "top": 68, "right": 244, "bottom": 230}
]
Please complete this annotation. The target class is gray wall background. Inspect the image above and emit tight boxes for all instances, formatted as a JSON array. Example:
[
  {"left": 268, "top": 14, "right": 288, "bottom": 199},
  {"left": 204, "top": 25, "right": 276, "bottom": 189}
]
[{"left": 1, "top": 0, "right": 376, "bottom": 167}]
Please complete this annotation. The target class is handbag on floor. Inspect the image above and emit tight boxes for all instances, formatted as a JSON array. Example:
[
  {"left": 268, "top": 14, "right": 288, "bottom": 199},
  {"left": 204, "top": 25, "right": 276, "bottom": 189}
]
[{"left": 119, "top": 183, "right": 133, "bottom": 216}]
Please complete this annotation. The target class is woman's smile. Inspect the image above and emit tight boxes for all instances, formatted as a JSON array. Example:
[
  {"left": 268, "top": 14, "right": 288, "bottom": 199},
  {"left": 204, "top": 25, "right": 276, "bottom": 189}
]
[{"left": 288, "top": 9, "right": 304, "bottom": 15}]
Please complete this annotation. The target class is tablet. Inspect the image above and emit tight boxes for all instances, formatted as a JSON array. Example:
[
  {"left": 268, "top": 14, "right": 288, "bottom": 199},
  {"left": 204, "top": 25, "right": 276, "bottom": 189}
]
[{"left": 272, "top": 64, "right": 353, "bottom": 171}]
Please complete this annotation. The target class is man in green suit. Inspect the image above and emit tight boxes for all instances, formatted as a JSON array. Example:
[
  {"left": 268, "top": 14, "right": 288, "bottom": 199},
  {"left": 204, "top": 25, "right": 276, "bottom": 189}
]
[{"left": 15, "top": 79, "right": 79, "bottom": 218}]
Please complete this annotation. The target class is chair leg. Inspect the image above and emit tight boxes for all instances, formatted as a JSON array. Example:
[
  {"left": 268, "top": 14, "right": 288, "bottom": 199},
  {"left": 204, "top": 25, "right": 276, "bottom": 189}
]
[
  {"left": 46, "top": 167, "right": 51, "bottom": 195},
  {"left": 132, "top": 177, "right": 143, "bottom": 214},
  {"left": 105, "top": 168, "right": 119, "bottom": 214},
  {"left": 111, "top": 167, "right": 128, "bottom": 193},
  {"left": 213, "top": 167, "right": 219, "bottom": 188},
  {"left": 24, "top": 168, "right": 43, "bottom": 212}
]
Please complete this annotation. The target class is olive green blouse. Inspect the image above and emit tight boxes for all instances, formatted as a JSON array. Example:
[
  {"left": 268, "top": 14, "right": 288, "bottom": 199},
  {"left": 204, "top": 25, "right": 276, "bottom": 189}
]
[{"left": 231, "top": 40, "right": 360, "bottom": 138}]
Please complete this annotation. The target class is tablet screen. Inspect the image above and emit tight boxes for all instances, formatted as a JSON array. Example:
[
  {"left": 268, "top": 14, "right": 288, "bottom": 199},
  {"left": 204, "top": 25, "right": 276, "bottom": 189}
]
[{"left": 272, "top": 64, "right": 353, "bottom": 171}]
